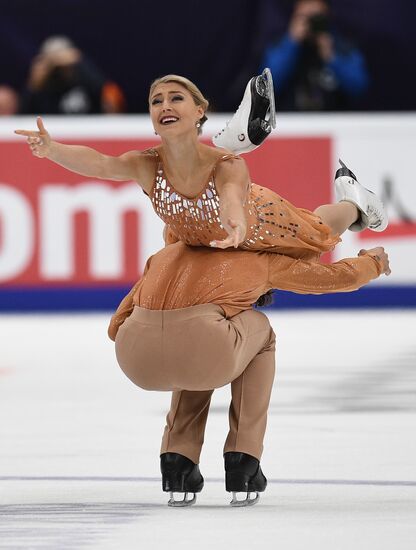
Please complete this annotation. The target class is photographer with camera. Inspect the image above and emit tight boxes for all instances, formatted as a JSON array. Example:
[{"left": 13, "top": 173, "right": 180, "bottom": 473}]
[
  {"left": 20, "top": 36, "right": 126, "bottom": 115},
  {"left": 262, "top": 0, "right": 369, "bottom": 111}
]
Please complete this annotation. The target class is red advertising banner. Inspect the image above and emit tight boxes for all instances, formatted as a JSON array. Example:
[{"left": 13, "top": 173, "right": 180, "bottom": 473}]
[{"left": 0, "top": 137, "right": 331, "bottom": 287}]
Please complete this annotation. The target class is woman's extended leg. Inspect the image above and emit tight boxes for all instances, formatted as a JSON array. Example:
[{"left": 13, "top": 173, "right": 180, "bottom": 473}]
[
  {"left": 314, "top": 201, "right": 359, "bottom": 236},
  {"left": 315, "top": 159, "right": 388, "bottom": 236}
]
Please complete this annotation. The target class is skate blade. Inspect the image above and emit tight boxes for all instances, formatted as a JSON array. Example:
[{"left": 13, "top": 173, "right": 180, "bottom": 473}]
[
  {"left": 229, "top": 491, "right": 260, "bottom": 507},
  {"left": 167, "top": 491, "right": 197, "bottom": 507},
  {"left": 262, "top": 68, "right": 276, "bottom": 129},
  {"left": 337, "top": 158, "right": 358, "bottom": 181}
]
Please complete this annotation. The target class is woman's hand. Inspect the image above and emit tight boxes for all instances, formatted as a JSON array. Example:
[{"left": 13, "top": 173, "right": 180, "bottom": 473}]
[
  {"left": 210, "top": 217, "right": 246, "bottom": 249},
  {"left": 15, "top": 116, "right": 52, "bottom": 158}
]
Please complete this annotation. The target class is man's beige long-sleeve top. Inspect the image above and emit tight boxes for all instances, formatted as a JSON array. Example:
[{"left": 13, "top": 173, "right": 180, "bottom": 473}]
[{"left": 108, "top": 241, "right": 382, "bottom": 341}]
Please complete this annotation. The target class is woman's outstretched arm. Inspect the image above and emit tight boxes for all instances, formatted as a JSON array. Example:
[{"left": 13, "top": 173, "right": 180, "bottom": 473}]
[{"left": 15, "top": 116, "right": 146, "bottom": 184}]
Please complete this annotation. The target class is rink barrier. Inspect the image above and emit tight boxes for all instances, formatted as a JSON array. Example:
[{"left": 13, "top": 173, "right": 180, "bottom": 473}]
[
  {"left": 1, "top": 115, "right": 415, "bottom": 310},
  {"left": 0, "top": 286, "right": 415, "bottom": 312}
]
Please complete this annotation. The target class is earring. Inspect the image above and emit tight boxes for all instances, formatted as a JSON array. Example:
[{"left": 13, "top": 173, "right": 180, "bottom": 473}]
[
  {"left": 196, "top": 121, "right": 201, "bottom": 128},
  {"left": 154, "top": 130, "right": 158, "bottom": 135}
]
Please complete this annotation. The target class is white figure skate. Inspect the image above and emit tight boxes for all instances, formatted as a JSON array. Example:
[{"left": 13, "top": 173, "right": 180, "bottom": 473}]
[
  {"left": 335, "top": 159, "right": 388, "bottom": 232},
  {"left": 212, "top": 68, "right": 276, "bottom": 154}
]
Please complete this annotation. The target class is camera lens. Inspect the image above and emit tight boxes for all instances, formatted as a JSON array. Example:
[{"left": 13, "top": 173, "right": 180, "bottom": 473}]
[{"left": 308, "top": 14, "right": 329, "bottom": 34}]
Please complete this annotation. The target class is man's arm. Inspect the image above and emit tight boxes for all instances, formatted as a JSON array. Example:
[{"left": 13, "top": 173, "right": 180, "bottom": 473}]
[
  {"left": 268, "top": 247, "right": 390, "bottom": 294},
  {"left": 107, "top": 256, "right": 153, "bottom": 341}
]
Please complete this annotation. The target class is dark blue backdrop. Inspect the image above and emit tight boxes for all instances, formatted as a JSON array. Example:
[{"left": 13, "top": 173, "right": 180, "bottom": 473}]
[{"left": 1, "top": 0, "right": 414, "bottom": 112}]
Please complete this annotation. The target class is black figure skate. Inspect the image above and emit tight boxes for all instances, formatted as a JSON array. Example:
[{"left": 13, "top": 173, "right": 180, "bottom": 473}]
[
  {"left": 212, "top": 68, "right": 277, "bottom": 154},
  {"left": 160, "top": 452, "right": 204, "bottom": 507},
  {"left": 335, "top": 159, "right": 388, "bottom": 232},
  {"left": 224, "top": 452, "right": 267, "bottom": 507}
]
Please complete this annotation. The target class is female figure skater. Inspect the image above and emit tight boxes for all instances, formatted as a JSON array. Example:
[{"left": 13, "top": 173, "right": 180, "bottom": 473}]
[
  {"left": 15, "top": 73, "right": 387, "bottom": 259},
  {"left": 109, "top": 240, "right": 390, "bottom": 507}
]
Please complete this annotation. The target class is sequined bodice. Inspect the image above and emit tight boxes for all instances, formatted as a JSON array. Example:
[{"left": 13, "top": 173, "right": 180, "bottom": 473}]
[
  {"left": 147, "top": 148, "right": 340, "bottom": 256},
  {"left": 150, "top": 151, "right": 230, "bottom": 246}
]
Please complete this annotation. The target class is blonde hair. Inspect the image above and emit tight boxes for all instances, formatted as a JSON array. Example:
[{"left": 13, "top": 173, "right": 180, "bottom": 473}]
[{"left": 149, "top": 74, "right": 209, "bottom": 135}]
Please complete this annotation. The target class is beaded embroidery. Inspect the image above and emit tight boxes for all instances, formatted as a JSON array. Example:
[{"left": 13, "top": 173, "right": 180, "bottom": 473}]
[
  {"left": 146, "top": 148, "right": 338, "bottom": 254},
  {"left": 152, "top": 164, "right": 223, "bottom": 245}
]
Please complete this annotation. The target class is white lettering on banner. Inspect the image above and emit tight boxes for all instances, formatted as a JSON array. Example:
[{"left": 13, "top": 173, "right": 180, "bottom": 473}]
[
  {"left": 0, "top": 184, "right": 34, "bottom": 281},
  {"left": 40, "top": 182, "right": 164, "bottom": 279}
]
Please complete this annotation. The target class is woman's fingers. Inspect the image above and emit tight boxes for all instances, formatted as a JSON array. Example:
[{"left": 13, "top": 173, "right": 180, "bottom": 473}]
[
  {"left": 15, "top": 130, "right": 42, "bottom": 144},
  {"left": 210, "top": 237, "right": 234, "bottom": 249},
  {"left": 211, "top": 220, "right": 245, "bottom": 249},
  {"left": 210, "top": 234, "right": 236, "bottom": 249},
  {"left": 30, "top": 136, "right": 43, "bottom": 144},
  {"left": 37, "top": 116, "right": 47, "bottom": 133},
  {"left": 14, "top": 129, "right": 35, "bottom": 137},
  {"left": 227, "top": 218, "right": 246, "bottom": 247},
  {"left": 14, "top": 130, "right": 43, "bottom": 143},
  {"left": 15, "top": 117, "right": 48, "bottom": 140},
  {"left": 29, "top": 139, "right": 42, "bottom": 149},
  {"left": 15, "top": 130, "right": 43, "bottom": 145},
  {"left": 210, "top": 230, "right": 242, "bottom": 249}
]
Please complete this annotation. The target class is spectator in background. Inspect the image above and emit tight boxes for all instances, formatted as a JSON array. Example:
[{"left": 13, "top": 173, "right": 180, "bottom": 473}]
[
  {"left": 262, "top": 0, "right": 369, "bottom": 111},
  {"left": 21, "top": 36, "right": 126, "bottom": 115},
  {"left": 0, "top": 85, "right": 19, "bottom": 115}
]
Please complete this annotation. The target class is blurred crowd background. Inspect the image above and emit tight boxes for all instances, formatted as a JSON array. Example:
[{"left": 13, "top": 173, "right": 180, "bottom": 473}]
[{"left": 0, "top": 0, "right": 414, "bottom": 116}]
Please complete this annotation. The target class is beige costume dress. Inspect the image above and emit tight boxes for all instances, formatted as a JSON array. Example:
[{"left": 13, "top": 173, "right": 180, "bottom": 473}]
[{"left": 145, "top": 148, "right": 340, "bottom": 259}]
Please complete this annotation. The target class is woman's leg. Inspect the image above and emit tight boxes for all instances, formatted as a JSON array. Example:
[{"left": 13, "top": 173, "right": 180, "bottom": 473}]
[
  {"left": 315, "top": 160, "right": 388, "bottom": 235},
  {"left": 314, "top": 201, "right": 359, "bottom": 236}
]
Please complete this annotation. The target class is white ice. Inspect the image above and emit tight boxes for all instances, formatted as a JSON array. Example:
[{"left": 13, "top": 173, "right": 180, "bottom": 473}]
[{"left": 1, "top": 310, "right": 415, "bottom": 549}]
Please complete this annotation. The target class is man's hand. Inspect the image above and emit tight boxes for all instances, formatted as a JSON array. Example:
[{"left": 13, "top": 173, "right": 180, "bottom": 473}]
[{"left": 359, "top": 247, "right": 391, "bottom": 276}]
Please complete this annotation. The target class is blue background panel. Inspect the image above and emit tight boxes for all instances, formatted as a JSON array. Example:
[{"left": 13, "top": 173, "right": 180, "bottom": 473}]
[{"left": 1, "top": 286, "right": 415, "bottom": 313}]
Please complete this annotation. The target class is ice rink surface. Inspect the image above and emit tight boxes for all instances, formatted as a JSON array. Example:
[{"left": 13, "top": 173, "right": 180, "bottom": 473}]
[{"left": 1, "top": 310, "right": 415, "bottom": 550}]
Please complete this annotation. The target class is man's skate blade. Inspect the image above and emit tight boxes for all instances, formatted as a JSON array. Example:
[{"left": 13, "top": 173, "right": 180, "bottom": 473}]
[
  {"left": 262, "top": 68, "right": 276, "bottom": 129},
  {"left": 229, "top": 491, "right": 260, "bottom": 507},
  {"left": 167, "top": 491, "right": 197, "bottom": 507}
]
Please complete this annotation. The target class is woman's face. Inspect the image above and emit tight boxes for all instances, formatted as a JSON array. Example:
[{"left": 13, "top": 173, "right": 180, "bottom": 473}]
[{"left": 149, "top": 83, "right": 204, "bottom": 137}]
